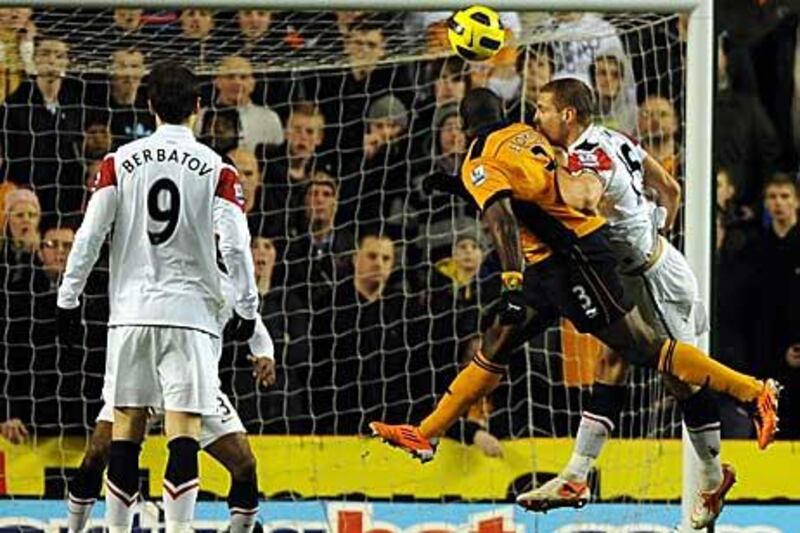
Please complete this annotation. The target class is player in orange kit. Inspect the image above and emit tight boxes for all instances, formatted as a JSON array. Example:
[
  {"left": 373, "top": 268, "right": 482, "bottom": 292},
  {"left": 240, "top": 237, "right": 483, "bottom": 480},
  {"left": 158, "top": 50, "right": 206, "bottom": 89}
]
[{"left": 370, "top": 88, "right": 779, "bottom": 464}]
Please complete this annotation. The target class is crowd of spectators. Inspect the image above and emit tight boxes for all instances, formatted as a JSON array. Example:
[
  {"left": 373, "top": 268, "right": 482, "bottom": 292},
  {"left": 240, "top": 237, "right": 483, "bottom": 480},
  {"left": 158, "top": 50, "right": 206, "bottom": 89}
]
[{"left": 0, "top": 5, "right": 798, "bottom": 448}]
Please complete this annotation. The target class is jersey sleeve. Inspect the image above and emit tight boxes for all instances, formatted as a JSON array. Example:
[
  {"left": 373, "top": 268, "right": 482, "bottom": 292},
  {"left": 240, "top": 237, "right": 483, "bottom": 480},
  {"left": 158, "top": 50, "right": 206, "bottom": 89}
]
[
  {"left": 249, "top": 317, "right": 275, "bottom": 361},
  {"left": 566, "top": 147, "right": 614, "bottom": 188},
  {"left": 215, "top": 163, "right": 246, "bottom": 212},
  {"left": 461, "top": 157, "right": 513, "bottom": 211},
  {"left": 58, "top": 155, "right": 118, "bottom": 309},
  {"left": 214, "top": 162, "right": 259, "bottom": 320}
]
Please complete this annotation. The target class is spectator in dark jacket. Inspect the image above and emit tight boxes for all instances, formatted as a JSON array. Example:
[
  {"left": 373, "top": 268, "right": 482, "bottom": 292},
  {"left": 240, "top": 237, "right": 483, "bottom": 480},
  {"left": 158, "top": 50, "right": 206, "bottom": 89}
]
[
  {"left": 753, "top": 174, "right": 800, "bottom": 438},
  {"left": 715, "top": 39, "right": 780, "bottom": 213},
  {"left": 310, "top": 230, "right": 428, "bottom": 435},
  {"left": 84, "top": 48, "right": 154, "bottom": 148},
  {"left": 256, "top": 102, "right": 330, "bottom": 240},
  {"left": 1, "top": 36, "right": 84, "bottom": 217},
  {"left": 284, "top": 174, "right": 354, "bottom": 311},
  {"left": 337, "top": 94, "right": 410, "bottom": 233},
  {"left": 311, "top": 15, "right": 413, "bottom": 173}
]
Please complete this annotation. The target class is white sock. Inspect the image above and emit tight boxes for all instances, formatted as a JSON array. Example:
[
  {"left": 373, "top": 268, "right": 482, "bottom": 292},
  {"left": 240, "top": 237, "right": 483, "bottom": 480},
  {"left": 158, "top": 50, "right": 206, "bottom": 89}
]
[
  {"left": 105, "top": 480, "right": 138, "bottom": 530},
  {"left": 163, "top": 478, "right": 199, "bottom": 528},
  {"left": 165, "top": 521, "right": 195, "bottom": 533},
  {"left": 687, "top": 426, "right": 723, "bottom": 491},
  {"left": 67, "top": 493, "right": 95, "bottom": 533},
  {"left": 230, "top": 506, "right": 259, "bottom": 533},
  {"left": 562, "top": 413, "right": 612, "bottom": 482}
]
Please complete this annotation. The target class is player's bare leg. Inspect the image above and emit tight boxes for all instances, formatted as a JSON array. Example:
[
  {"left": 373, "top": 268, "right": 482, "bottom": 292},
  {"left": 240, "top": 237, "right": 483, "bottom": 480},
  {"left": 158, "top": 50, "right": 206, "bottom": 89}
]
[
  {"left": 205, "top": 433, "right": 259, "bottom": 533},
  {"left": 67, "top": 421, "right": 111, "bottom": 533},
  {"left": 106, "top": 407, "right": 148, "bottom": 533},
  {"left": 162, "top": 411, "right": 202, "bottom": 533},
  {"left": 593, "top": 308, "right": 780, "bottom": 449},
  {"left": 371, "top": 306, "right": 552, "bottom": 462}
]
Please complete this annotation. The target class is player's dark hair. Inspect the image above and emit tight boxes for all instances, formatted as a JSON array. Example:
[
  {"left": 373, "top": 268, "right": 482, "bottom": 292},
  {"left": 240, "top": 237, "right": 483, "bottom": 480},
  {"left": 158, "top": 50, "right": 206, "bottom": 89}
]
[
  {"left": 147, "top": 60, "right": 198, "bottom": 124},
  {"left": 459, "top": 88, "right": 504, "bottom": 137},
  {"left": 764, "top": 172, "right": 799, "bottom": 196},
  {"left": 540, "top": 78, "right": 595, "bottom": 125}
]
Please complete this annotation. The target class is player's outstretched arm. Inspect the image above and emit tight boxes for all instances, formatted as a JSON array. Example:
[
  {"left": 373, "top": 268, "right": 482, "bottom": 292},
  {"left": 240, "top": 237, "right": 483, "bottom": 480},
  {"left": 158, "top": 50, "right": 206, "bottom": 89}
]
[
  {"left": 57, "top": 156, "right": 118, "bottom": 310},
  {"left": 642, "top": 155, "right": 681, "bottom": 231}
]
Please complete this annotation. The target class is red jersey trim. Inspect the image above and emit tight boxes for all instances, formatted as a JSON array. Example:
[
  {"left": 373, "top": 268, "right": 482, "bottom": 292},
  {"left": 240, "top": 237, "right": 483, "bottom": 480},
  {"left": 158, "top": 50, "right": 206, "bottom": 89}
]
[
  {"left": 216, "top": 166, "right": 245, "bottom": 212},
  {"left": 93, "top": 155, "right": 117, "bottom": 191}
]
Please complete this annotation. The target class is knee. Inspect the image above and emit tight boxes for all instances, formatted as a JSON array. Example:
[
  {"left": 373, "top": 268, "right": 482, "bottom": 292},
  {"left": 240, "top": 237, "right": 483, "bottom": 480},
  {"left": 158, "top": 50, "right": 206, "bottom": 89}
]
[
  {"left": 229, "top": 451, "right": 257, "bottom": 482},
  {"left": 617, "top": 316, "right": 665, "bottom": 367},
  {"left": 83, "top": 439, "right": 111, "bottom": 471}
]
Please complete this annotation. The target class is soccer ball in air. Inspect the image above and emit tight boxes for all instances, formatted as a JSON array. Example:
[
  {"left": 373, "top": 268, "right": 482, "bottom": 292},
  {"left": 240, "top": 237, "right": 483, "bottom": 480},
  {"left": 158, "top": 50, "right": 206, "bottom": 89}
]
[{"left": 447, "top": 5, "right": 505, "bottom": 61}]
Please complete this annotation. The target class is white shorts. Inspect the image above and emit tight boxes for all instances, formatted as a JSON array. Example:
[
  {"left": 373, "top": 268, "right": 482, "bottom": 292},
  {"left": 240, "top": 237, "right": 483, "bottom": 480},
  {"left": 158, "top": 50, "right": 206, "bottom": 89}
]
[
  {"left": 95, "top": 391, "right": 245, "bottom": 449},
  {"left": 621, "top": 238, "right": 708, "bottom": 344},
  {"left": 104, "top": 326, "right": 218, "bottom": 415}
]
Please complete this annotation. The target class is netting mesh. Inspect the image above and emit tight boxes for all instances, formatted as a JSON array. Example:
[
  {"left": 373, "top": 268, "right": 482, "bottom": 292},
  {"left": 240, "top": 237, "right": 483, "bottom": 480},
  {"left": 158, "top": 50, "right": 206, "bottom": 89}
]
[{"left": 0, "top": 6, "right": 687, "bottom": 513}]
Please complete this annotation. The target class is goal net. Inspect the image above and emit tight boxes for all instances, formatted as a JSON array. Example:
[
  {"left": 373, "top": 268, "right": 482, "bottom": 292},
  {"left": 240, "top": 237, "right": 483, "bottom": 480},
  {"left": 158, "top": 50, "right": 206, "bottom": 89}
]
[{"left": 0, "top": 5, "right": 692, "bottom": 529}]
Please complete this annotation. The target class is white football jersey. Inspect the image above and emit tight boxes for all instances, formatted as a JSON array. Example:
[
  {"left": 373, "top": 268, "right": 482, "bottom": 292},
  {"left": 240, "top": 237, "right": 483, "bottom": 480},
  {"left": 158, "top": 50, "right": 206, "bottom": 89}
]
[
  {"left": 567, "top": 123, "right": 657, "bottom": 271},
  {"left": 58, "top": 124, "right": 259, "bottom": 336}
]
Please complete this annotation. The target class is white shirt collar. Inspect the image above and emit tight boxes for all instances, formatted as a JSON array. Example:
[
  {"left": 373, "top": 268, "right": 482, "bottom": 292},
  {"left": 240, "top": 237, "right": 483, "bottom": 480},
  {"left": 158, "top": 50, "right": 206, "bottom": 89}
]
[{"left": 154, "top": 123, "right": 195, "bottom": 139}]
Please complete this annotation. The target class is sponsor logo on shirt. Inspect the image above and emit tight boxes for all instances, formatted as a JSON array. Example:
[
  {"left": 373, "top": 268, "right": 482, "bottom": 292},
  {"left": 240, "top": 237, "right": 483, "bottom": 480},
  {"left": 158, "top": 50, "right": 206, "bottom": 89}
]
[
  {"left": 471, "top": 165, "right": 486, "bottom": 186},
  {"left": 234, "top": 182, "right": 245, "bottom": 205}
]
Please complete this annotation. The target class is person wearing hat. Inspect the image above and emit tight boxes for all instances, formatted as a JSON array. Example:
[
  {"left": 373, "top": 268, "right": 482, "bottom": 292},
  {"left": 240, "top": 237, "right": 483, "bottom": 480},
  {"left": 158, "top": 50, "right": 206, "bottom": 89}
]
[
  {"left": 337, "top": 93, "right": 411, "bottom": 231},
  {"left": 362, "top": 93, "right": 409, "bottom": 161},
  {"left": 431, "top": 102, "right": 466, "bottom": 176},
  {"left": 408, "top": 102, "right": 479, "bottom": 271}
]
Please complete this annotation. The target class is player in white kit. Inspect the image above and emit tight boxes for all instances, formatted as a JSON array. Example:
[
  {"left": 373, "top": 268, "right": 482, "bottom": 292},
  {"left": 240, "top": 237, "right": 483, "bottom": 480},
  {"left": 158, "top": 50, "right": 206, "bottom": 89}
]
[
  {"left": 66, "top": 268, "right": 273, "bottom": 533},
  {"left": 56, "top": 61, "right": 258, "bottom": 533},
  {"left": 515, "top": 78, "right": 735, "bottom": 528}
]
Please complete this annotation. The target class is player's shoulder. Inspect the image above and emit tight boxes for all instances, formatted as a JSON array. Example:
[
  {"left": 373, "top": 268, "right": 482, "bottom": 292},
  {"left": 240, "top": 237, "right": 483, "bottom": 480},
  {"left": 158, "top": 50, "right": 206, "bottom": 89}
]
[
  {"left": 490, "top": 122, "right": 548, "bottom": 148},
  {"left": 113, "top": 136, "right": 146, "bottom": 159},
  {"left": 589, "top": 124, "right": 641, "bottom": 150},
  {"left": 470, "top": 122, "right": 549, "bottom": 161}
]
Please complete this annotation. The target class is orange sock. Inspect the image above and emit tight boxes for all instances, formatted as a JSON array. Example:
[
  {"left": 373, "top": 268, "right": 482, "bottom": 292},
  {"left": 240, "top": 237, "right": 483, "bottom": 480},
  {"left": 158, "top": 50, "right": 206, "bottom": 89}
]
[
  {"left": 419, "top": 351, "right": 505, "bottom": 438},
  {"left": 658, "top": 339, "right": 763, "bottom": 402}
]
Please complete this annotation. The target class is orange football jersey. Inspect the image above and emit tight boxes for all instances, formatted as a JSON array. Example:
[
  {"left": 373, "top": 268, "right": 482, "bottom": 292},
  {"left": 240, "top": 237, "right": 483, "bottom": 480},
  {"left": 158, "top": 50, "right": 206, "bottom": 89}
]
[{"left": 461, "top": 122, "right": 605, "bottom": 263}]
